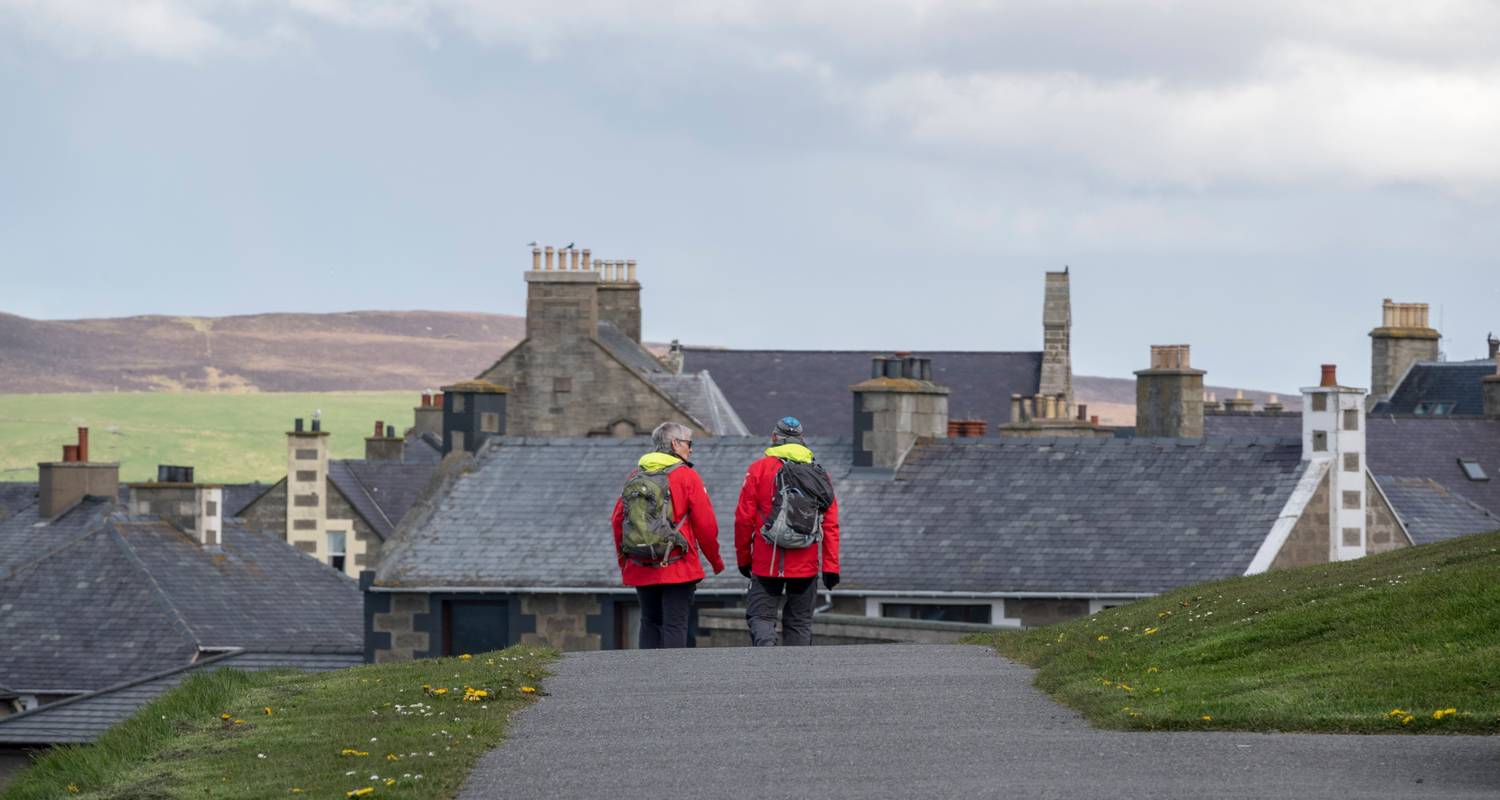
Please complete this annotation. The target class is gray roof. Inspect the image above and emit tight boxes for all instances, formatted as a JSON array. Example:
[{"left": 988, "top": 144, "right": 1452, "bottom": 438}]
[
  {"left": 679, "top": 349, "right": 1043, "bottom": 438},
  {"left": 1204, "top": 411, "right": 1302, "bottom": 438},
  {"left": 0, "top": 495, "right": 112, "bottom": 577},
  {"left": 376, "top": 435, "right": 1308, "bottom": 596},
  {"left": 0, "top": 509, "right": 362, "bottom": 695},
  {"left": 327, "top": 460, "right": 438, "bottom": 539},
  {"left": 403, "top": 432, "right": 443, "bottom": 463},
  {"left": 1374, "top": 476, "right": 1500, "bottom": 545},
  {"left": 1367, "top": 417, "right": 1500, "bottom": 516},
  {"left": 1373, "top": 360, "right": 1497, "bottom": 416},
  {"left": 0, "top": 650, "right": 361, "bottom": 745},
  {"left": 0, "top": 482, "right": 37, "bottom": 522},
  {"left": 222, "top": 483, "right": 271, "bottom": 518},
  {"left": 595, "top": 320, "right": 668, "bottom": 375}
]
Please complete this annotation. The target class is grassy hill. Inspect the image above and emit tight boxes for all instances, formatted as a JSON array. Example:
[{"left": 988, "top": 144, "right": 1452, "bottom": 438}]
[
  {"left": 0, "top": 392, "right": 421, "bottom": 483},
  {"left": 1, "top": 647, "right": 554, "bottom": 800},
  {"left": 972, "top": 530, "right": 1500, "bottom": 733}
]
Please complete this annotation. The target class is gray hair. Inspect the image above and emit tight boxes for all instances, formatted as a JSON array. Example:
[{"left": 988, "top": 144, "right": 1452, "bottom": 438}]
[{"left": 652, "top": 421, "right": 693, "bottom": 454}]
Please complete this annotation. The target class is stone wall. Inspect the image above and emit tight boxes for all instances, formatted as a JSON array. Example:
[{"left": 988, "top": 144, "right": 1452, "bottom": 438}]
[
  {"left": 1039, "top": 271, "right": 1072, "bottom": 408},
  {"left": 1369, "top": 331, "right": 1439, "bottom": 403},
  {"left": 519, "top": 594, "right": 602, "bottom": 651},
  {"left": 237, "top": 478, "right": 381, "bottom": 577},
  {"left": 239, "top": 479, "right": 286, "bottom": 537},
  {"left": 1365, "top": 474, "right": 1409, "bottom": 555},
  {"left": 597, "top": 284, "right": 642, "bottom": 343},
  {"left": 367, "top": 592, "right": 435, "bottom": 663},
  {"left": 1272, "top": 471, "right": 1333, "bottom": 569},
  {"left": 696, "top": 610, "right": 1004, "bottom": 647}
]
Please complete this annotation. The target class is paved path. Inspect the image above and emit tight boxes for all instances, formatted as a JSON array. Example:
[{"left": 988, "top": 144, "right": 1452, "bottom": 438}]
[{"left": 461, "top": 645, "right": 1500, "bottom": 800}]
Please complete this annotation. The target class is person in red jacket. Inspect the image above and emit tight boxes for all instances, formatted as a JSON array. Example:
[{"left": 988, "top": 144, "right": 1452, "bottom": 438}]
[
  {"left": 734, "top": 416, "right": 839, "bottom": 646},
  {"left": 612, "top": 421, "right": 724, "bottom": 648}
]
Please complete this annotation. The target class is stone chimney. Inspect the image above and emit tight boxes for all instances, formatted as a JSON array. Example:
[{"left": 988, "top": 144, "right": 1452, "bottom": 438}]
[
  {"left": 851, "top": 354, "right": 949, "bottom": 470},
  {"left": 412, "top": 392, "right": 443, "bottom": 438},
  {"left": 37, "top": 427, "right": 119, "bottom": 518},
  {"left": 1000, "top": 392, "right": 1107, "bottom": 437},
  {"left": 1302, "top": 364, "right": 1368, "bottom": 562},
  {"left": 1223, "top": 390, "right": 1254, "bottom": 413},
  {"left": 1483, "top": 357, "right": 1500, "bottom": 418},
  {"left": 1135, "top": 345, "right": 1206, "bottom": 438},
  {"left": 1038, "top": 269, "right": 1072, "bottom": 412},
  {"left": 662, "top": 339, "right": 685, "bottom": 375},
  {"left": 527, "top": 245, "right": 600, "bottom": 344},
  {"left": 596, "top": 252, "right": 643, "bottom": 342},
  {"left": 286, "top": 416, "right": 330, "bottom": 551},
  {"left": 442, "top": 381, "right": 509, "bottom": 456},
  {"left": 129, "top": 466, "right": 224, "bottom": 548},
  {"left": 364, "top": 421, "right": 404, "bottom": 461},
  {"left": 1369, "top": 299, "right": 1440, "bottom": 406}
]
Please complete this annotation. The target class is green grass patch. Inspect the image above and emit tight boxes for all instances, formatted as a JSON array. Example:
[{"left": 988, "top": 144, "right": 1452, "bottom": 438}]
[
  {"left": 969, "top": 531, "right": 1500, "bottom": 733},
  {"left": 2, "top": 647, "right": 555, "bottom": 800},
  {"left": 0, "top": 392, "right": 419, "bottom": 483}
]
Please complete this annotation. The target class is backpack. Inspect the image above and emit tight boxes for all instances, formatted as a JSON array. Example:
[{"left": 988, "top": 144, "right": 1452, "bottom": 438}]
[
  {"left": 619, "top": 465, "right": 690, "bottom": 566},
  {"left": 760, "top": 459, "right": 834, "bottom": 550}
]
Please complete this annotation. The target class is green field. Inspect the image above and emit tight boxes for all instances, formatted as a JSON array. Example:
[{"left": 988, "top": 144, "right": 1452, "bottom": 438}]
[
  {"left": 0, "top": 392, "right": 422, "bottom": 483},
  {"left": 971, "top": 530, "right": 1500, "bottom": 733}
]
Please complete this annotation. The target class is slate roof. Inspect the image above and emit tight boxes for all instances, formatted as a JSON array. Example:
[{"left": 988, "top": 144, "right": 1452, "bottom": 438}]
[
  {"left": 222, "top": 483, "right": 271, "bottom": 518},
  {"left": 0, "top": 482, "right": 37, "bottom": 521},
  {"left": 590, "top": 322, "right": 747, "bottom": 435},
  {"left": 0, "top": 495, "right": 112, "bottom": 577},
  {"left": 327, "top": 460, "right": 438, "bottom": 540},
  {"left": 1204, "top": 411, "right": 1302, "bottom": 438},
  {"left": 1374, "top": 477, "right": 1500, "bottom": 545},
  {"left": 403, "top": 432, "right": 443, "bottom": 463},
  {"left": 679, "top": 349, "right": 1043, "bottom": 438},
  {"left": 376, "top": 435, "right": 1308, "bottom": 596},
  {"left": 1366, "top": 417, "right": 1500, "bottom": 516},
  {"left": 1373, "top": 361, "right": 1497, "bottom": 416},
  {"left": 0, "top": 650, "right": 362, "bottom": 745},
  {"left": 0, "top": 511, "right": 362, "bottom": 695}
]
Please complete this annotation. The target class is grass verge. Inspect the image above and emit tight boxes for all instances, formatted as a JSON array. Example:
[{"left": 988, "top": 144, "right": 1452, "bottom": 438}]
[
  {"left": 2, "top": 647, "right": 554, "bottom": 800},
  {"left": 968, "top": 530, "right": 1500, "bottom": 733}
]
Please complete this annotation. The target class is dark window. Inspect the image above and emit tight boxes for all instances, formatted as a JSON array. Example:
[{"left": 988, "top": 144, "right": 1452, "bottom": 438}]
[
  {"left": 331, "top": 555, "right": 346, "bottom": 572},
  {"left": 295, "top": 470, "right": 317, "bottom": 482},
  {"left": 444, "top": 600, "right": 510, "bottom": 656},
  {"left": 295, "top": 449, "right": 319, "bottom": 460},
  {"left": 205, "top": 501, "right": 218, "bottom": 516},
  {"left": 1343, "top": 409, "right": 1359, "bottom": 431},
  {"left": 293, "top": 493, "right": 319, "bottom": 507},
  {"left": 1312, "top": 431, "right": 1328, "bottom": 452},
  {"left": 1459, "top": 459, "right": 1489, "bottom": 481},
  {"left": 293, "top": 519, "right": 317, "bottom": 530},
  {"left": 1311, "top": 394, "right": 1327, "bottom": 412},
  {"left": 881, "top": 603, "right": 992, "bottom": 624},
  {"left": 480, "top": 412, "right": 501, "bottom": 433}
]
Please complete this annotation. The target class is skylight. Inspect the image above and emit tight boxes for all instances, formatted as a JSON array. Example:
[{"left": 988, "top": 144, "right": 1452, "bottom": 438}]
[{"left": 1458, "top": 458, "right": 1489, "bottom": 481}]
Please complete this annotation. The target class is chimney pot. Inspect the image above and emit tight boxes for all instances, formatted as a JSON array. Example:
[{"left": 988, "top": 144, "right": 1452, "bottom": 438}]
[
  {"left": 1320, "top": 364, "right": 1338, "bottom": 387},
  {"left": 531, "top": 247, "right": 541, "bottom": 271},
  {"left": 386, "top": 424, "right": 396, "bottom": 438},
  {"left": 571, "top": 249, "right": 581, "bottom": 271},
  {"left": 883, "top": 357, "right": 901, "bottom": 379},
  {"left": 77, "top": 427, "right": 89, "bottom": 463},
  {"left": 63, "top": 444, "right": 78, "bottom": 462},
  {"left": 627, "top": 259, "right": 637, "bottom": 282},
  {"left": 435, "top": 394, "right": 444, "bottom": 409},
  {"left": 1090, "top": 415, "right": 1099, "bottom": 425},
  {"left": 1489, "top": 333, "right": 1499, "bottom": 361},
  {"left": 545, "top": 246, "right": 556, "bottom": 270},
  {"left": 374, "top": 420, "right": 384, "bottom": 437},
  {"left": 420, "top": 394, "right": 431, "bottom": 407},
  {"left": 1010, "top": 394, "right": 1024, "bottom": 424},
  {"left": 1077, "top": 403, "right": 1088, "bottom": 421},
  {"left": 582, "top": 249, "right": 591, "bottom": 270},
  {"left": 311, "top": 419, "right": 321, "bottom": 432}
]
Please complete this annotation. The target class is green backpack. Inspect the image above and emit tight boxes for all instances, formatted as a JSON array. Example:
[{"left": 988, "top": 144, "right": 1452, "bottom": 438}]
[{"left": 619, "top": 464, "right": 689, "bottom": 566}]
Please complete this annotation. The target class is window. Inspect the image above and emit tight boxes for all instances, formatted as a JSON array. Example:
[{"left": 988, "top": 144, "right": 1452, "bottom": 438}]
[
  {"left": 1311, "top": 394, "right": 1327, "bottom": 412},
  {"left": 327, "top": 531, "right": 346, "bottom": 572},
  {"left": 295, "top": 470, "right": 317, "bottom": 482},
  {"left": 480, "top": 412, "right": 501, "bottom": 433},
  {"left": 881, "top": 603, "right": 992, "bottom": 624},
  {"left": 1414, "top": 402, "right": 1455, "bottom": 416},
  {"left": 451, "top": 395, "right": 465, "bottom": 413},
  {"left": 293, "top": 519, "right": 317, "bottom": 530},
  {"left": 1459, "top": 458, "right": 1489, "bottom": 481},
  {"left": 1312, "top": 431, "right": 1328, "bottom": 452},
  {"left": 1343, "top": 409, "right": 1359, "bottom": 431},
  {"left": 1344, "top": 453, "right": 1361, "bottom": 472},
  {"left": 1342, "top": 491, "right": 1362, "bottom": 510},
  {"left": 293, "top": 493, "right": 319, "bottom": 507},
  {"left": 205, "top": 501, "right": 218, "bottom": 516},
  {"left": 295, "top": 448, "right": 319, "bottom": 460}
]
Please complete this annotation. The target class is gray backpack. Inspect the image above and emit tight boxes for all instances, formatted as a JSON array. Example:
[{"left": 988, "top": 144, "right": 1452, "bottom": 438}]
[
  {"left": 619, "top": 465, "right": 689, "bottom": 566},
  {"left": 760, "top": 460, "right": 833, "bottom": 550}
]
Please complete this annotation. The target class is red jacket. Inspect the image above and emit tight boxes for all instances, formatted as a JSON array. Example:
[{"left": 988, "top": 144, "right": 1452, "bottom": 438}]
[
  {"left": 612, "top": 453, "right": 724, "bottom": 587},
  {"left": 734, "top": 445, "right": 840, "bottom": 579}
]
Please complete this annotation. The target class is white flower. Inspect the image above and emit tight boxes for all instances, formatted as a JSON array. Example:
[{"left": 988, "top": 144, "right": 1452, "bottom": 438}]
[{"left": 257, "top": 754, "right": 267, "bottom": 760}]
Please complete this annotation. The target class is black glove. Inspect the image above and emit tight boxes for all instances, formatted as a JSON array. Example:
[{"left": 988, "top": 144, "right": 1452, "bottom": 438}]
[
  {"left": 738, "top": 564, "right": 752, "bottom": 579},
  {"left": 822, "top": 572, "right": 840, "bottom": 590}
]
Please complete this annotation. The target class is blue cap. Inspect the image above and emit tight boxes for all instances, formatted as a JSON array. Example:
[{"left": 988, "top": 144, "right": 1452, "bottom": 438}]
[{"left": 774, "top": 416, "right": 804, "bottom": 438}]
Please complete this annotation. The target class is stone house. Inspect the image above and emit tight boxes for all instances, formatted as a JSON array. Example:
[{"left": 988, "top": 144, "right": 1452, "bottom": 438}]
[
  {"left": 0, "top": 431, "right": 361, "bottom": 771},
  {"left": 362, "top": 346, "right": 1472, "bottom": 660},
  {"left": 474, "top": 245, "right": 746, "bottom": 438},
  {"left": 238, "top": 415, "right": 439, "bottom": 579}
]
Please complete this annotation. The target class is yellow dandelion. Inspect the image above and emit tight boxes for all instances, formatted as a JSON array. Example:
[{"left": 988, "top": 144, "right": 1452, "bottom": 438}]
[
  {"left": 1096, "top": 635, "right": 1109, "bottom": 642},
  {"left": 458, "top": 654, "right": 473, "bottom": 661},
  {"left": 67, "top": 785, "right": 80, "bottom": 794},
  {"left": 385, "top": 753, "right": 400, "bottom": 762},
  {"left": 1402, "top": 715, "right": 1415, "bottom": 725},
  {"left": 220, "top": 713, "right": 232, "bottom": 721},
  {"left": 1200, "top": 715, "right": 1213, "bottom": 722},
  {"left": 1432, "top": 707, "right": 1458, "bottom": 720},
  {"left": 291, "top": 789, "right": 304, "bottom": 795},
  {"left": 1387, "top": 708, "right": 1407, "bottom": 718},
  {"left": 340, "top": 749, "right": 370, "bottom": 757},
  {"left": 232, "top": 719, "right": 245, "bottom": 725},
  {"left": 346, "top": 788, "right": 374, "bottom": 798},
  {"left": 1143, "top": 627, "right": 1158, "bottom": 636},
  {"left": 385, "top": 779, "right": 397, "bottom": 786},
  {"left": 263, "top": 707, "right": 274, "bottom": 716},
  {"left": 521, "top": 686, "right": 537, "bottom": 694},
  {"left": 1146, "top": 666, "right": 1160, "bottom": 673},
  {"left": 432, "top": 688, "right": 448, "bottom": 696}
]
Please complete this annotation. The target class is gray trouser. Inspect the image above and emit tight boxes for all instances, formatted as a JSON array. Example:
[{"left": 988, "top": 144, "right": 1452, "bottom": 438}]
[{"left": 746, "top": 576, "right": 818, "bottom": 646}]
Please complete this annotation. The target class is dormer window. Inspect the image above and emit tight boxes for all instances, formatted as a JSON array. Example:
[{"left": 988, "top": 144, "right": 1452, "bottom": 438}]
[
  {"left": 1459, "top": 458, "right": 1489, "bottom": 481},
  {"left": 1414, "top": 402, "right": 1455, "bottom": 416}
]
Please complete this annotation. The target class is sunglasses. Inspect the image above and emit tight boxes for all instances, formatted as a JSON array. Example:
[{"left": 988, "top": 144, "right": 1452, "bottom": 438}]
[{"left": 676, "top": 439, "right": 694, "bottom": 449}]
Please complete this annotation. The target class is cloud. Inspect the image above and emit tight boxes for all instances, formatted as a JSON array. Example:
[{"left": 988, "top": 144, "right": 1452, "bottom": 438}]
[{"left": 0, "top": 0, "right": 231, "bottom": 60}]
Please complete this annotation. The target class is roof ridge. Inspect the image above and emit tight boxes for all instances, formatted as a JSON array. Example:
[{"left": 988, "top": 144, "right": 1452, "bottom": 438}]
[
  {"left": 107, "top": 522, "right": 206, "bottom": 651},
  {"left": 680, "top": 347, "right": 1044, "bottom": 356}
]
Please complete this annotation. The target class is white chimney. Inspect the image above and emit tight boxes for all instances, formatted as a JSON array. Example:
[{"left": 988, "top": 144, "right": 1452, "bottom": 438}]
[{"left": 1302, "top": 364, "right": 1368, "bottom": 562}]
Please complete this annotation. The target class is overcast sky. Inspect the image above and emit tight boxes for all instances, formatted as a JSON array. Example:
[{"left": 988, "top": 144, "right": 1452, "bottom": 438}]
[{"left": 2, "top": 1, "right": 1497, "bottom": 391}]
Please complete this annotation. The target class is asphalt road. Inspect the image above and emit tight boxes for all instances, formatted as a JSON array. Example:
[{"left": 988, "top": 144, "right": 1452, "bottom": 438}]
[{"left": 460, "top": 644, "right": 1500, "bottom": 800}]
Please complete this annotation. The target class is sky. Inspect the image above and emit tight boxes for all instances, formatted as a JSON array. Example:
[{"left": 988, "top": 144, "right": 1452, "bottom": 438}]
[{"left": 1, "top": 1, "right": 1498, "bottom": 391}]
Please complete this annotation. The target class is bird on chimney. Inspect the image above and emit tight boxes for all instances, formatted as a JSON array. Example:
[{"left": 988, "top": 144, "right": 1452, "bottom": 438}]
[
  {"left": 526, "top": 241, "right": 538, "bottom": 247},
  {"left": 564, "top": 242, "right": 575, "bottom": 250}
]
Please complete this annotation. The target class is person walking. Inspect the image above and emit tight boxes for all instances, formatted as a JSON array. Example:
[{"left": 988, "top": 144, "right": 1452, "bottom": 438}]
[
  {"left": 613, "top": 421, "right": 724, "bottom": 649},
  {"left": 734, "top": 416, "right": 839, "bottom": 646}
]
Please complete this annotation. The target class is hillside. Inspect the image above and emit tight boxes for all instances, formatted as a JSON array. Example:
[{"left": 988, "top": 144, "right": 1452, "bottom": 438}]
[
  {"left": 972, "top": 530, "right": 1500, "bottom": 733},
  {"left": 0, "top": 311, "right": 524, "bottom": 393}
]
